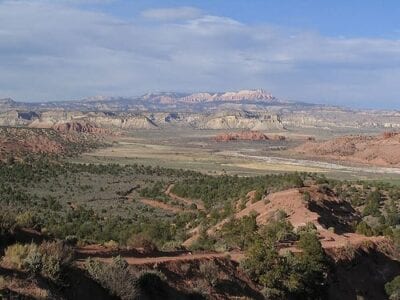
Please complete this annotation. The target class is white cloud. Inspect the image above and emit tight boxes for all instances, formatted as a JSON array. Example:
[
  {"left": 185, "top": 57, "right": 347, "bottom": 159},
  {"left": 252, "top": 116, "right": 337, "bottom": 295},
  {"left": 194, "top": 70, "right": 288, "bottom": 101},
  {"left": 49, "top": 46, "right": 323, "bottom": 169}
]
[
  {"left": 0, "top": 1, "right": 400, "bottom": 108},
  {"left": 141, "top": 7, "right": 203, "bottom": 21}
]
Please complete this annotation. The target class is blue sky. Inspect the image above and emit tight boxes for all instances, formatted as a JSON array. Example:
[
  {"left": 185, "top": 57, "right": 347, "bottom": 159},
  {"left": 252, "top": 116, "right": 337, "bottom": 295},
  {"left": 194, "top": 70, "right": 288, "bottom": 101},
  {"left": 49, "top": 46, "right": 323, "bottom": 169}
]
[
  {"left": 1, "top": 0, "right": 400, "bottom": 108},
  {"left": 91, "top": 0, "right": 400, "bottom": 39}
]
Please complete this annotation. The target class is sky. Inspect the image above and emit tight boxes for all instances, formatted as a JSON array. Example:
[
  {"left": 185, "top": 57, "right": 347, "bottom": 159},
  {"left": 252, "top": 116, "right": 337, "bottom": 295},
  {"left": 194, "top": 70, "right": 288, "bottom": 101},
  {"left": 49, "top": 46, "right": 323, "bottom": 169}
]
[{"left": 1, "top": 0, "right": 400, "bottom": 108}]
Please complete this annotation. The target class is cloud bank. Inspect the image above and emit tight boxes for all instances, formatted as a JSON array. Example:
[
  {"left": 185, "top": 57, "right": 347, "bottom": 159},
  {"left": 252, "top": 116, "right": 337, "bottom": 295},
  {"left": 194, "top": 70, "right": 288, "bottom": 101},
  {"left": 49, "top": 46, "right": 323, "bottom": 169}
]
[{"left": 0, "top": 1, "right": 400, "bottom": 108}]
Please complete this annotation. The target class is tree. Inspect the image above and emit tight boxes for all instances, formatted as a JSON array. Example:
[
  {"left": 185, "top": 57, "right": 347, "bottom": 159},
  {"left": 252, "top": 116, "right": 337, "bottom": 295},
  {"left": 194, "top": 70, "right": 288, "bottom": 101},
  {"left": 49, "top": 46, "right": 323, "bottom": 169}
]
[{"left": 242, "top": 223, "right": 327, "bottom": 299}]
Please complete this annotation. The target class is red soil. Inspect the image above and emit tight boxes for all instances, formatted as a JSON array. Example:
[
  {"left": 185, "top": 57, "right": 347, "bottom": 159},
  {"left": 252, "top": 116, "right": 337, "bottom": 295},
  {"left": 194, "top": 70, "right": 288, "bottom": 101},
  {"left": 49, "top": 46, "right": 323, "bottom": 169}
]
[
  {"left": 295, "top": 132, "right": 400, "bottom": 167},
  {"left": 140, "top": 198, "right": 183, "bottom": 213},
  {"left": 214, "top": 131, "right": 285, "bottom": 142},
  {"left": 53, "top": 121, "right": 110, "bottom": 135}
]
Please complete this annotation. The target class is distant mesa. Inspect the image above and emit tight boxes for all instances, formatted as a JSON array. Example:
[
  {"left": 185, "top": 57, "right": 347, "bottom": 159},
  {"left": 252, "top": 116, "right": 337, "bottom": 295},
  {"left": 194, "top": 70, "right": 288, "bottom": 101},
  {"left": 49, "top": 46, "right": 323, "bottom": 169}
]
[
  {"left": 80, "top": 89, "right": 277, "bottom": 105},
  {"left": 177, "top": 89, "right": 276, "bottom": 103},
  {"left": 214, "top": 130, "right": 286, "bottom": 142}
]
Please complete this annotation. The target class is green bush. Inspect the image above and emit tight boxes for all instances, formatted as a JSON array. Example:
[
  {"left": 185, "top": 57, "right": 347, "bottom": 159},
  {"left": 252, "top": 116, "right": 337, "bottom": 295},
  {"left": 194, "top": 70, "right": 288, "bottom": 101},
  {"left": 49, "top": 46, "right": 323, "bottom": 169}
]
[
  {"left": 86, "top": 256, "right": 137, "bottom": 300},
  {"left": 386, "top": 276, "right": 400, "bottom": 300},
  {"left": 303, "top": 191, "right": 311, "bottom": 202},
  {"left": 15, "top": 211, "right": 36, "bottom": 228},
  {"left": 356, "top": 221, "right": 374, "bottom": 237},
  {"left": 199, "top": 260, "right": 220, "bottom": 287},
  {"left": 2, "top": 241, "right": 73, "bottom": 282},
  {"left": 242, "top": 223, "right": 327, "bottom": 299},
  {"left": 2, "top": 243, "right": 37, "bottom": 270},
  {"left": 0, "top": 211, "right": 16, "bottom": 237}
]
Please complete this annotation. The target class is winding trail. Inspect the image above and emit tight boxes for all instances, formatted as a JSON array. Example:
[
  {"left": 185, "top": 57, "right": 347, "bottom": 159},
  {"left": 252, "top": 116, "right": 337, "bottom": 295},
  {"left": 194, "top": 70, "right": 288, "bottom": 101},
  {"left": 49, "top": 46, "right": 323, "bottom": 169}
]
[
  {"left": 165, "top": 184, "right": 205, "bottom": 210},
  {"left": 90, "top": 252, "right": 244, "bottom": 265},
  {"left": 139, "top": 198, "right": 183, "bottom": 213}
]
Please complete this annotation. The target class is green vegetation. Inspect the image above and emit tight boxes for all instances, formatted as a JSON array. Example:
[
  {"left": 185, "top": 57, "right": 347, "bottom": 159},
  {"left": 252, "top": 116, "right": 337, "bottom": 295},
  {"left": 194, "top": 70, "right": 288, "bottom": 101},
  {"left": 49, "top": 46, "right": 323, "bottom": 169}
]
[
  {"left": 171, "top": 172, "right": 305, "bottom": 210},
  {"left": 86, "top": 256, "right": 138, "bottom": 300},
  {"left": 2, "top": 241, "right": 73, "bottom": 282},
  {"left": 385, "top": 276, "right": 400, "bottom": 300},
  {"left": 1, "top": 157, "right": 399, "bottom": 252},
  {"left": 0, "top": 154, "right": 399, "bottom": 299},
  {"left": 242, "top": 219, "right": 327, "bottom": 299},
  {"left": 86, "top": 256, "right": 169, "bottom": 300}
]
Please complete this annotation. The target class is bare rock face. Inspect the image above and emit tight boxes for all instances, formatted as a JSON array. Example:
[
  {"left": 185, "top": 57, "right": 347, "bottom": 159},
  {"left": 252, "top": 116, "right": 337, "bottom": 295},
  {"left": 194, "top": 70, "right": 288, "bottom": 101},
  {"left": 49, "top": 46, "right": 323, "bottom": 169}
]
[
  {"left": 87, "top": 114, "right": 158, "bottom": 129},
  {"left": 0, "top": 110, "right": 38, "bottom": 126},
  {"left": 199, "top": 112, "right": 283, "bottom": 130},
  {"left": 178, "top": 89, "right": 276, "bottom": 103},
  {"left": 53, "top": 121, "right": 109, "bottom": 134},
  {"left": 214, "top": 131, "right": 286, "bottom": 142},
  {"left": 218, "top": 89, "right": 274, "bottom": 101},
  {"left": 214, "top": 131, "right": 269, "bottom": 142}
]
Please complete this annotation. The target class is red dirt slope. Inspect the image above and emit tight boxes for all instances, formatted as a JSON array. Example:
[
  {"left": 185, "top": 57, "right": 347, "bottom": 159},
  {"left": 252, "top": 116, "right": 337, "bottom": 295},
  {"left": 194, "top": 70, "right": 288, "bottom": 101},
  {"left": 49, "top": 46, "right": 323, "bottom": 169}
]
[{"left": 295, "top": 132, "right": 400, "bottom": 167}]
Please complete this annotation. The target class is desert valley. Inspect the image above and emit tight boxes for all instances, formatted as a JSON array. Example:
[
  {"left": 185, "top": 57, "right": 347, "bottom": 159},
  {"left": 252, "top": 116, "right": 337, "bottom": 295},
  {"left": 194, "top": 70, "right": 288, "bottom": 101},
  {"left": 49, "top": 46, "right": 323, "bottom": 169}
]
[
  {"left": 0, "top": 89, "right": 399, "bottom": 299},
  {"left": 3, "top": 1, "right": 400, "bottom": 299}
]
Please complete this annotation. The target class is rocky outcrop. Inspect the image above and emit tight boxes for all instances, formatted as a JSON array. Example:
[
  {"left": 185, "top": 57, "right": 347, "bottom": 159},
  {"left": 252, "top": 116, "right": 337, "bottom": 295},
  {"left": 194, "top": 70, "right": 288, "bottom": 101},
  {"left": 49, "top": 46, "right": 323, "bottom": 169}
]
[
  {"left": 0, "top": 110, "right": 39, "bottom": 126},
  {"left": 214, "top": 131, "right": 269, "bottom": 142},
  {"left": 53, "top": 121, "right": 109, "bottom": 134},
  {"left": 86, "top": 114, "right": 158, "bottom": 129},
  {"left": 198, "top": 111, "right": 283, "bottom": 130},
  {"left": 213, "top": 131, "right": 286, "bottom": 142},
  {"left": 0, "top": 127, "right": 103, "bottom": 160},
  {"left": 295, "top": 132, "right": 400, "bottom": 167}
]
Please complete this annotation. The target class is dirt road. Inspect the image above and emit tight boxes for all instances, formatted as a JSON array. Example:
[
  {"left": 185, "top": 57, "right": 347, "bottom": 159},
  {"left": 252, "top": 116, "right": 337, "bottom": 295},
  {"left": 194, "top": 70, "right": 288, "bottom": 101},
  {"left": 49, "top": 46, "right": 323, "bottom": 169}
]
[{"left": 100, "top": 252, "right": 243, "bottom": 265}]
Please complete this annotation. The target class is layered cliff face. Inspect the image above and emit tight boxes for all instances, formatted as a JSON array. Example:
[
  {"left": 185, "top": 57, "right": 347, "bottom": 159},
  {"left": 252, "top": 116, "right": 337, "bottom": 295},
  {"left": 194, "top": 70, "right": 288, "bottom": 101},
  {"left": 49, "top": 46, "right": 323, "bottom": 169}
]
[
  {"left": 279, "top": 107, "right": 400, "bottom": 129},
  {"left": 200, "top": 113, "right": 283, "bottom": 130},
  {"left": 0, "top": 110, "right": 284, "bottom": 130},
  {"left": 52, "top": 121, "right": 110, "bottom": 134},
  {"left": 2, "top": 88, "right": 400, "bottom": 130}
]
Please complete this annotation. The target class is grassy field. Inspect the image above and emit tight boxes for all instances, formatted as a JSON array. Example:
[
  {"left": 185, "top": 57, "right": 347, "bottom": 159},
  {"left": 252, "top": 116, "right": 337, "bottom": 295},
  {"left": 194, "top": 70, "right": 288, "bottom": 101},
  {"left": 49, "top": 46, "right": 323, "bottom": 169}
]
[{"left": 77, "top": 128, "right": 400, "bottom": 181}]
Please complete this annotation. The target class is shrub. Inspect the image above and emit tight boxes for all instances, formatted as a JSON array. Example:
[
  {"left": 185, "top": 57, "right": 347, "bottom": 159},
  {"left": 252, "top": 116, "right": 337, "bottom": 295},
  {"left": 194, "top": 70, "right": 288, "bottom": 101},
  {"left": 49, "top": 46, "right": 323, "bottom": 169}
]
[
  {"left": 2, "top": 243, "right": 36, "bottom": 270},
  {"left": 220, "top": 214, "right": 258, "bottom": 250},
  {"left": 86, "top": 256, "right": 137, "bottom": 300},
  {"left": 303, "top": 191, "right": 311, "bottom": 202},
  {"left": 179, "top": 263, "right": 191, "bottom": 274},
  {"left": 126, "top": 234, "right": 157, "bottom": 253},
  {"left": 24, "top": 246, "right": 43, "bottom": 274},
  {"left": 356, "top": 221, "right": 374, "bottom": 237},
  {"left": 363, "top": 191, "right": 382, "bottom": 217},
  {"left": 386, "top": 276, "right": 400, "bottom": 300},
  {"left": 104, "top": 240, "right": 119, "bottom": 249},
  {"left": 242, "top": 230, "right": 327, "bottom": 299},
  {"left": 0, "top": 276, "right": 6, "bottom": 290},
  {"left": 15, "top": 211, "right": 36, "bottom": 228},
  {"left": 2, "top": 241, "right": 74, "bottom": 282},
  {"left": 260, "top": 219, "right": 296, "bottom": 243},
  {"left": 41, "top": 241, "right": 74, "bottom": 281},
  {"left": 0, "top": 211, "right": 16, "bottom": 236},
  {"left": 199, "top": 260, "right": 220, "bottom": 286}
]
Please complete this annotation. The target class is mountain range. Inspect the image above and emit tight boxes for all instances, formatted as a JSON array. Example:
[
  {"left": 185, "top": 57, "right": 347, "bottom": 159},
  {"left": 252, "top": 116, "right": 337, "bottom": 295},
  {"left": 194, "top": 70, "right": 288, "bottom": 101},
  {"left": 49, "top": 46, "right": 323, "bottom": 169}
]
[
  {"left": 0, "top": 89, "right": 284, "bottom": 112},
  {"left": 1, "top": 89, "right": 400, "bottom": 130}
]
